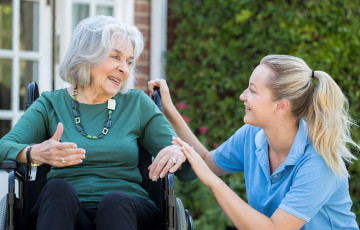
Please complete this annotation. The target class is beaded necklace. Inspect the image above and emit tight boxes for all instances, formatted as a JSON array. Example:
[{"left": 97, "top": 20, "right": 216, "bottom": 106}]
[{"left": 71, "top": 86, "right": 115, "bottom": 139}]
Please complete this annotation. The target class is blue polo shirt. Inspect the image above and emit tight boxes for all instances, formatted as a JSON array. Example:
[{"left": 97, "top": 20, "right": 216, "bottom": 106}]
[{"left": 214, "top": 120, "right": 358, "bottom": 229}]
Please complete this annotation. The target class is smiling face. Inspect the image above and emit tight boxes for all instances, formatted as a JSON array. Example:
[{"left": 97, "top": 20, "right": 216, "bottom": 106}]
[
  {"left": 88, "top": 36, "right": 134, "bottom": 100},
  {"left": 239, "top": 64, "right": 279, "bottom": 128}
]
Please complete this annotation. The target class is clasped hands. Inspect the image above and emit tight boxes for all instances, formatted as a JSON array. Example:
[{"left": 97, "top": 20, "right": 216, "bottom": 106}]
[
  {"left": 149, "top": 136, "right": 216, "bottom": 186},
  {"left": 148, "top": 141, "right": 186, "bottom": 181}
]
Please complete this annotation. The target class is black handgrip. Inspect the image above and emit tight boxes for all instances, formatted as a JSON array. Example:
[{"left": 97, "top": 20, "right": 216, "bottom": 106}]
[
  {"left": 25, "top": 81, "right": 39, "bottom": 111},
  {"left": 153, "top": 87, "right": 163, "bottom": 112}
]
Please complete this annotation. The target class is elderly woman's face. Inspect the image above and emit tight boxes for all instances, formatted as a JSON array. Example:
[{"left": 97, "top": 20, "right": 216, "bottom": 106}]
[{"left": 89, "top": 37, "right": 134, "bottom": 98}]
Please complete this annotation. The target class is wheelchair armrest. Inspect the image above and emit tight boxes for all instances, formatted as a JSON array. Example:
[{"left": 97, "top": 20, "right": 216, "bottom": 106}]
[
  {"left": 165, "top": 173, "right": 177, "bottom": 229},
  {"left": 3, "top": 161, "right": 26, "bottom": 226},
  {"left": 2, "top": 160, "right": 26, "bottom": 179},
  {"left": 166, "top": 173, "right": 175, "bottom": 194}
]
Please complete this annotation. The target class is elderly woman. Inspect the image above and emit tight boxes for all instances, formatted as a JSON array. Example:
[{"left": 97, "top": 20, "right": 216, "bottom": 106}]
[
  {"left": 0, "top": 15, "right": 194, "bottom": 230},
  {"left": 149, "top": 55, "right": 359, "bottom": 229}
]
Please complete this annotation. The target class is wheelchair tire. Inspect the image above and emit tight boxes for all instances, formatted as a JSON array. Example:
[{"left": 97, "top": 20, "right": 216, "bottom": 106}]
[
  {"left": 176, "top": 198, "right": 186, "bottom": 230},
  {"left": 0, "top": 195, "right": 7, "bottom": 230}
]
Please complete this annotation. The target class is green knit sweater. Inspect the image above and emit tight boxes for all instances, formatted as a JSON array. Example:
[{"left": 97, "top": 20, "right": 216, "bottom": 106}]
[{"left": 0, "top": 88, "right": 195, "bottom": 208}]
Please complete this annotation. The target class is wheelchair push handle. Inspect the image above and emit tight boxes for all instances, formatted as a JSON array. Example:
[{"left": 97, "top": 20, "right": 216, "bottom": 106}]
[
  {"left": 26, "top": 81, "right": 39, "bottom": 111},
  {"left": 152, "top": 87, "right": 164, "bottom": 113}
]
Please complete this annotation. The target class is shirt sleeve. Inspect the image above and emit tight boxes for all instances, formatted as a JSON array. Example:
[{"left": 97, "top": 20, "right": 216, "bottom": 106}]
[
  {"left": 278, "top": 154, "right": 338, "bottom": 222},
  {"left": 137, "top": 91, "right": 196, "bottom": 182},
  {"left": 0, "top": 96, "right": 50, "bottom": 162},
  {"left": 213, "top": 125, "right": 250, "bottom": 173}
]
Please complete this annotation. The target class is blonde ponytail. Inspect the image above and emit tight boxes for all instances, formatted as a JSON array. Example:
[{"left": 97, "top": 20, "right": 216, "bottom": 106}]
[
  {"left": 261, "top": 55, "right": 358, "bottom": 176},
  {"left": 307, "top": 71, "right": 358, "bottom": 175}
]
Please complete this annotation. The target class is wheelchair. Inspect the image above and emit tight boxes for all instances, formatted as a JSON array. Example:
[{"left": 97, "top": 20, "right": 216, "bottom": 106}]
[{"left": 0, "top": 82, "right": 194, "bottom": 230}]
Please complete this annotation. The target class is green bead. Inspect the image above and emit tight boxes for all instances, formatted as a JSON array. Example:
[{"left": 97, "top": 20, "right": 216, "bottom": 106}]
[
  {"left": 87, "top": 135, "right": 92, "bottom": 139},
  {"left": 92, "top": 136, "right": 97, "bottom": 139},
  {"left": 73, "top": 96, "right": 76, "bottom": 100},
  {"left": 108, "top": 110, "right": 112, "bottom": 114}
]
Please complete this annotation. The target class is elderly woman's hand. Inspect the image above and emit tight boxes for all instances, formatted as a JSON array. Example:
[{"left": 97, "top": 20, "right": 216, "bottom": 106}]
[
  {"left": 30, "top": 123, "right": 86, "bottom": 167},
  {"left": 148, "top": 142, "right": 186, "bottom": 181}
]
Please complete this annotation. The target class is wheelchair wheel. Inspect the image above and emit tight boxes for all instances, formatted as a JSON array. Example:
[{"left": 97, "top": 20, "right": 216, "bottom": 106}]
[
  {"left": 176, "top": 198, "right": 186, "bottom": 230},
  {"left": 0, "top": 195, "right": 7, "bottom": 230}
]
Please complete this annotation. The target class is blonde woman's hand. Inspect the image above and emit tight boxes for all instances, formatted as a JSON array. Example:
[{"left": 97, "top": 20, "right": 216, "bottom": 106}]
[
  {"left": 148, "top": 79, "right": 174, "bottom": 111},
  {"left": 148, "top": 143, "right": 186, "bottom": 181},
  {"left": 173, "top": 137, "right": 218, "bottom": 187}
]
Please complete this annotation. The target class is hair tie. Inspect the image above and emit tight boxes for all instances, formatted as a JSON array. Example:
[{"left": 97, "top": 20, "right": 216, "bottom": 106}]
[{"left": 312, "top": 70, "right": 315, "bottom": 78}]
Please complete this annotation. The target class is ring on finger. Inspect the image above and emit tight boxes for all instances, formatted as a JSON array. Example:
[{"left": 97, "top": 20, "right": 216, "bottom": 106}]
[
  {"left": 170, "top": 157, "right": 177, "bottom": 164},
  {"left": 60, "top": 157, "right": 66, "bottom": 164}
]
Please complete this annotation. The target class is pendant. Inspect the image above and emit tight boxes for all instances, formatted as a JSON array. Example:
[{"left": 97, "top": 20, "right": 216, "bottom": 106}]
[{"left": 107, "top": 98, "right": 116, "bottom": 110}]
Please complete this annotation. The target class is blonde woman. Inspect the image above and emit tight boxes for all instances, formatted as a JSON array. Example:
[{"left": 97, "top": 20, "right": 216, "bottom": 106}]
[{"left": 148, "top": 55, "right": 359, "bottom": 229}]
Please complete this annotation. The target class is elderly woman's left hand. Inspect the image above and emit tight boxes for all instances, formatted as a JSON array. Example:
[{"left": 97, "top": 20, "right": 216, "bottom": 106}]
[{"left": 148, "top": 143, "right": 186, "bottom": 181}]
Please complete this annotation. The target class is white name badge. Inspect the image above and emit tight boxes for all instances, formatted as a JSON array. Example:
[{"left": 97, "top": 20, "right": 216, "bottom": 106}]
[{"left": 107, "top": 99, "right": 116, "bottom": 110}]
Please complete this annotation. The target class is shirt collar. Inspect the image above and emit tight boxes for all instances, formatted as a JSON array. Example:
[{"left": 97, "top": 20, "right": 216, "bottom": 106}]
[{"left": 255, "top": 119, "right": 310, "bottom": 166}]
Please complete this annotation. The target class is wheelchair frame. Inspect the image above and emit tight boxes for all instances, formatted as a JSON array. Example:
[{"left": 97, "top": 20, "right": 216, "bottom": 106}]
[{"left": 1, "top": 82, "right": 194, "bottom": 230}]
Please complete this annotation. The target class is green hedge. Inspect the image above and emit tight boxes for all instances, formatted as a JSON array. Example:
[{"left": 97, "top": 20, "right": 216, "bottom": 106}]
[{"left": 166, "top": 0, "right": 360, "bottom": 229}]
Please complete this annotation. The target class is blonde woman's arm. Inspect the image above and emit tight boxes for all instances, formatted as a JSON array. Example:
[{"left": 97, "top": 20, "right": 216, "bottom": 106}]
[
  {"left": 175, "top": 137, "right": 306, "bottom": 230},
  {"left": 148, "top": 79, "right": 226, "bottom": 179}
]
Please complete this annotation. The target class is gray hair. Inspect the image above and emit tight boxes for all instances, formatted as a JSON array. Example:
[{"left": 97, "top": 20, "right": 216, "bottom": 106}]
[{"left": 59, "top": 15, "right": 144, "bottom": 93}]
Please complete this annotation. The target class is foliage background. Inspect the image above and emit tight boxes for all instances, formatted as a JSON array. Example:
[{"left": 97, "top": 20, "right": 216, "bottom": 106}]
[{"left": 166, "top": 0, "right": 360, "bottom": 229}]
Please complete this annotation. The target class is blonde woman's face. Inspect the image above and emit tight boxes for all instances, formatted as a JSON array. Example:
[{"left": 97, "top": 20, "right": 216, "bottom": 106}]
[{"left": 239, "top": 64, "right": 278, "bottom": 128}]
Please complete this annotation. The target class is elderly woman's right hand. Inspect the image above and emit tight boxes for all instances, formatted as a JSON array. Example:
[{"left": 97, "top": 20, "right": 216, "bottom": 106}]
[
  {"left": 148, "top": 79, "right": 174, "bottom": 111},
  {"left": 30, "top": 123, "right": 86, "bottom": 167}
]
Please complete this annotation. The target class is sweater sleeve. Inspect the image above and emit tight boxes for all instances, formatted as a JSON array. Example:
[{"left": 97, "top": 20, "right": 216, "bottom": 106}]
[
  {"left": 0, "top": 95, "right": 50, "bottom": 163},
  {"left": 137, "top": 91, "right": 196, "bottom": 182}
]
